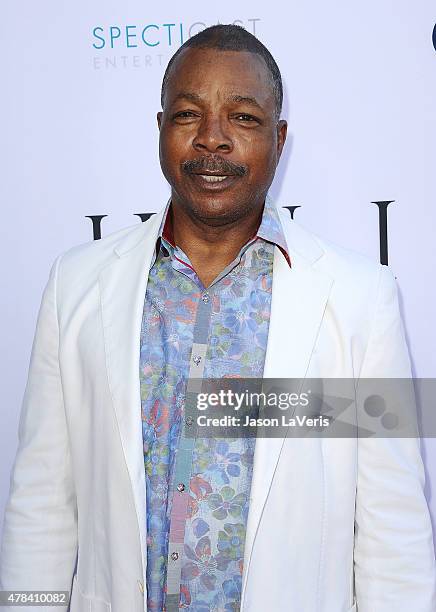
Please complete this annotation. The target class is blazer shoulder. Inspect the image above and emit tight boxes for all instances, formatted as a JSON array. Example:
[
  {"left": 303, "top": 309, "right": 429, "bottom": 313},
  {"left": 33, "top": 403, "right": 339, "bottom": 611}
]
[
  {"left": 279, "top": 208, "right": 387, "bottom": 288},
  {"left": 277, "top": 209, "right": 397, "bottom": 320},
  {"left": 57, "top": 210, "right": 163, "bottom": 277},
  {"left": 50, "top": 212, "right": 163, "bottom": 307},
  {"left": 316, "top": 230, "right": 383, "bottom": 278},
  {"left": 60, "top": 221, "right": 144, "bottom": 264},
  {"left": 283, "top": 219, "right": 404, "bottom": 348},
  {"left": 312, "top": 228, "right": 397, "bottom": 296}
]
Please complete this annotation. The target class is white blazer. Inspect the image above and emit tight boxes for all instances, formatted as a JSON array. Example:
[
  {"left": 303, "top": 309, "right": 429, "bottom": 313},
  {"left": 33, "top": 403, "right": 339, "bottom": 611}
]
[{"left": 1, "top": 203, "right": 435, "bottom": 612}]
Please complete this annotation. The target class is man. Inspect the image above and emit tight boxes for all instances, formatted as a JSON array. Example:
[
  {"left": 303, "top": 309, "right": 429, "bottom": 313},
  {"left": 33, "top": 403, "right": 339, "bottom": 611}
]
[{"left": 1, "top": 24, "right": 435, "bottom": 612}]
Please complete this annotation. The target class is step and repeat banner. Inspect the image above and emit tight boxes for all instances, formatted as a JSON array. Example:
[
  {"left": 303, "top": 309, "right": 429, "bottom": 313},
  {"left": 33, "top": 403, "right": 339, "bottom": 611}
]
[{"left": 1, "top": 1, "right": 436, "bottom": 539}]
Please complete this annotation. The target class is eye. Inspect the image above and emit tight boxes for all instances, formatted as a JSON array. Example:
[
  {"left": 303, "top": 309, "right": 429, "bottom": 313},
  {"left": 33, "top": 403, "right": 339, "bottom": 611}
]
[
  {"left": 172, "top": 111, "right": 198, "bottom": 120},
  {"left": 233, "top": 113, "right": 260, "bottom": 124}
]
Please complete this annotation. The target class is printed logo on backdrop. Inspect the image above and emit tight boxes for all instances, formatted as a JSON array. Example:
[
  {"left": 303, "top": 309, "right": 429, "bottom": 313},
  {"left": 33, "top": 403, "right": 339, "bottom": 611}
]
[
  {"left": 433, "top": 22, "right": 436, "bottom": 53},
  {"left": 91, "top": 19, "right": 261, "bottom": 71},
  {"left": 86, "top": 200, "right": 394, "bottom": 265}
]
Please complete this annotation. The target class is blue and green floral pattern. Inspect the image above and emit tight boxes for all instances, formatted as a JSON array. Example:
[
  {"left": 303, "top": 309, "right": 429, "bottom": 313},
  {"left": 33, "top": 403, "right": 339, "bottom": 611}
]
[{"left": 139, "top": 198, "right": 290, "bottom": 611}]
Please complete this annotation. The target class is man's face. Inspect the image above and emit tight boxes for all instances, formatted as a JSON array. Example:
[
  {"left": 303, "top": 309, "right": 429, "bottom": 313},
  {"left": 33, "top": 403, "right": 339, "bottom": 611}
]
[{"left": 157, "top": 47, "right": 287, "bottom": 226}]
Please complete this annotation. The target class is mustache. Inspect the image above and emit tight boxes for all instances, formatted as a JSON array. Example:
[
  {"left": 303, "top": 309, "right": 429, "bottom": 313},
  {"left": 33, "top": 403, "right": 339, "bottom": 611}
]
[{"left": 181, "top": 155, "right": 247, "bottom": 177}]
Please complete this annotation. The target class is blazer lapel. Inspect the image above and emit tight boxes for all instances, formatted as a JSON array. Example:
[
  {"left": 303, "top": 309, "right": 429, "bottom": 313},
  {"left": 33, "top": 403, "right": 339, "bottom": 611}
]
[
  {"left": 98, "top": 210, "right": 165, "bottom": 587},
  {"left": 241, "top": 219, "right": 334, "bottom": 601}
]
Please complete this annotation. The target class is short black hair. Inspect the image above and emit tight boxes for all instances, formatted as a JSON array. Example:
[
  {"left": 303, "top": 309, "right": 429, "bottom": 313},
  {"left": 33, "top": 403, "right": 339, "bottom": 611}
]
[{"left": 161, "top": 24, "right": 283, "bottom": 120}]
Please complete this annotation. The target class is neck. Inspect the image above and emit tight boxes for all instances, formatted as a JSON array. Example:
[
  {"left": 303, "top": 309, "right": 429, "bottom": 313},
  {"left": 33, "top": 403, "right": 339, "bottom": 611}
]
[{"left": 169, "top": 198, "right": 265, "bottom": 287}]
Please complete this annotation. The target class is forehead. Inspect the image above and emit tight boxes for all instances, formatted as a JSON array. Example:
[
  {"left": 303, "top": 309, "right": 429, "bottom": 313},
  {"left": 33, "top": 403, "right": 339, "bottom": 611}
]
[{"left": 165, "top": 47, "right": 275, "bottom": 106}]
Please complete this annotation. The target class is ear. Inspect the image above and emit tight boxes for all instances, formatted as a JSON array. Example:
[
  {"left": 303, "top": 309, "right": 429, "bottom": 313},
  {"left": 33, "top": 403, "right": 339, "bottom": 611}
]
[
  {"left": 276, "top": 119, "right": 287, "bottom": 164},
  {"left": 157, "top": 111, "right": 163, "bottom": 130}
]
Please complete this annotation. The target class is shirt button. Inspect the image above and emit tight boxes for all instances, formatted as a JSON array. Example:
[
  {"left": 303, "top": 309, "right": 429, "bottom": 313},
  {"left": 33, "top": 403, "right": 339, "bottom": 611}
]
[
  {"left": 177, "top": 483, "right": 185, "bottom": 492},
  {"left": 201, "top": 292, "right": 210, "bottom": 303},
  {"left": 185, "top": 416, "right": 194, "bottom": 426},
  {"left": 171, "top": 551, "right": 179, "bottom": 561}
]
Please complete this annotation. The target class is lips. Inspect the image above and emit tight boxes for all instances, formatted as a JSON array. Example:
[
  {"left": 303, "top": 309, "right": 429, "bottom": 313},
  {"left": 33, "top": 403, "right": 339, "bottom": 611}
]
[{"left": 189, "top": 173, "right": 239, "bottom": 190}]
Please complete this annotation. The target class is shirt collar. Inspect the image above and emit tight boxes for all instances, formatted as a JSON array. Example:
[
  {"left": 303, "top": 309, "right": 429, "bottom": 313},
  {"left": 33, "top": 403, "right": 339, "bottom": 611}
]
[
  {"left": 256, "top": 195, "right": 291, "bottom": 267},
  {"left": 152, "top": 195, "right": 291, "bottom": 268}
]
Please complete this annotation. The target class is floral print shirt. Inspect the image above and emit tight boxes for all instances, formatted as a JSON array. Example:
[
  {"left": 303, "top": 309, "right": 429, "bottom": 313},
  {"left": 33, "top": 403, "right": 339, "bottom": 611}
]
[{"left": 139, "top": 197, "right": 291, "bottom": 611}]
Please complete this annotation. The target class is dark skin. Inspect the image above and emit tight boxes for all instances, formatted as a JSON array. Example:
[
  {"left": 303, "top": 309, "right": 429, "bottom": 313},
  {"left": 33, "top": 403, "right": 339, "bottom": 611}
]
[{"left": 157, "top": 47, "right": 287, "bottom": 287}]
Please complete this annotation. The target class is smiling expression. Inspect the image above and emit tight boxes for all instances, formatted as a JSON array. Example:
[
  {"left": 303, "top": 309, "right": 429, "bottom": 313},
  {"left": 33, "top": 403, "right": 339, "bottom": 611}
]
[{"left": 157, "top": 47, "right": 287, "bottom": 226}]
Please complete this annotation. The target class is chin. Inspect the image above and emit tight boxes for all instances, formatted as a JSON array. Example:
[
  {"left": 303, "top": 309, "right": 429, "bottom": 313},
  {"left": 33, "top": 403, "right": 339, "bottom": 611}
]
[{"left": 187, "top": 196, "right": 248, "bottom": 224}]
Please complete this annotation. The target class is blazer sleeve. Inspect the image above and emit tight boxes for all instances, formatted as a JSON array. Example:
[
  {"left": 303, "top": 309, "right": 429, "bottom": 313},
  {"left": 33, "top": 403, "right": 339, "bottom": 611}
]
[
  {"left": 354, "top": 264, "right": 436, "bottom": 611},
  {"left": 0, "top": 254, "right": 78, "bottom": 609}
]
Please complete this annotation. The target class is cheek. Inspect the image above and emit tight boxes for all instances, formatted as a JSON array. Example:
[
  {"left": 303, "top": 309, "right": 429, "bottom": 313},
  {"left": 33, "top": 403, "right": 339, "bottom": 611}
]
[
  {"left": 242, "top": 141, "right": 277, "bottom": 180},
  {"left": 237, "top": 129, "right": 277, "bottom": 157},
  {"left": 163, "top": 126, "right": 194, "bottom": 150},
  {"left": 160, "top": 137, "right": 181, "bottom": 174},
  {"left": 160, "top": 132, "right": 194, "bottom": 173}
]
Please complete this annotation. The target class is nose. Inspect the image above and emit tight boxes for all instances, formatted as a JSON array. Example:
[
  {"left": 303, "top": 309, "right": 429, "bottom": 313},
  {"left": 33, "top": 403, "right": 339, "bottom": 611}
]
[{"left": 192, "top": 115, "right": 233, "bottom": 154}]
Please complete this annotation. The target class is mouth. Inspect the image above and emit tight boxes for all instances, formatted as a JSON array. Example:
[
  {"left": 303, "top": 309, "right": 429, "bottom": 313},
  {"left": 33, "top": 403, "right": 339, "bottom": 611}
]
[
  {"left": 189, "top": 173, "right": 240, "bottom": 190},
  {"left": 198, "top": 174, "right": 228, "bottom": 183}
]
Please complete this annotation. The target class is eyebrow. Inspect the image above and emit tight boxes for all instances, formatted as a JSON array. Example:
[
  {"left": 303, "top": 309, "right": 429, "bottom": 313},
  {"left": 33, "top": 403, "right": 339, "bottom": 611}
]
[
  {"left": 172, "top": 92, "right": 263, "bottom": 111},
  {"left": 227, "top": 94, "right": 263, "bottom": 110},
  {"left": 173, "top": 92, "right": 203, "bottom": 104}
]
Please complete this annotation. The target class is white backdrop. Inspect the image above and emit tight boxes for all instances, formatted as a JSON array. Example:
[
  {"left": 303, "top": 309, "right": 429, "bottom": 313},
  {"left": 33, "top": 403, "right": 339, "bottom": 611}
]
[{"left": 1, "top": 1, "right": 436, "bottom": 541}]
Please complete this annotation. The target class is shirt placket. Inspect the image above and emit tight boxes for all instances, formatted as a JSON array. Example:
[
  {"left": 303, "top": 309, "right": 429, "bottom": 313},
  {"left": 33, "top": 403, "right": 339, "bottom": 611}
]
[
  {"left": 160, "top": 235, "right": 276, "bottom": 611},
  {"left": 164, "top": 287, "right": 213, "bottom": 612}
]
